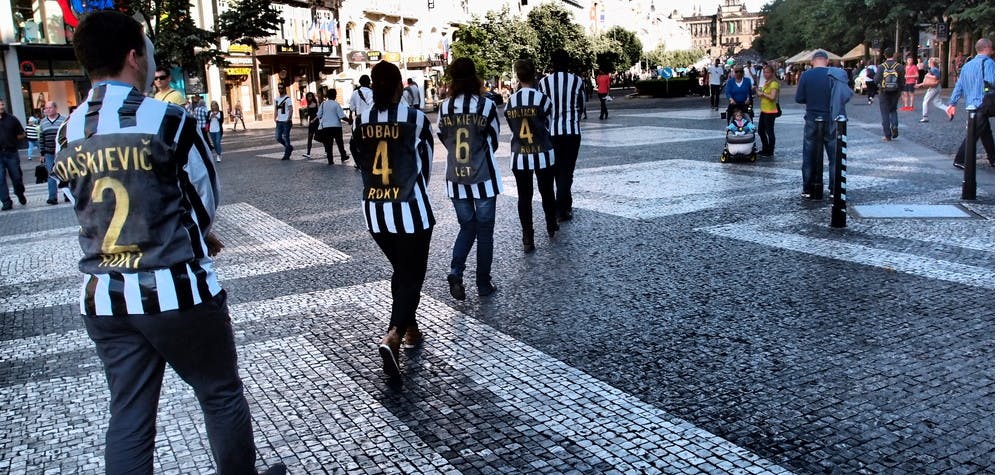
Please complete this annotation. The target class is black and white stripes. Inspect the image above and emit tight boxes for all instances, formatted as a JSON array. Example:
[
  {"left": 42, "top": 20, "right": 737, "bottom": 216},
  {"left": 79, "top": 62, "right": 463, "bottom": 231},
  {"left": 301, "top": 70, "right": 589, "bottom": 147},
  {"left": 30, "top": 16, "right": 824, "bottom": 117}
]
[
  {"left": 505, "top": 87, "right": 555, "bottom": 170},
  {"left": 538, "top": 71, "right": 585, "bottom": 136},
  {"left": 437, "top": 94, "right": 502, "bottom": 199}
]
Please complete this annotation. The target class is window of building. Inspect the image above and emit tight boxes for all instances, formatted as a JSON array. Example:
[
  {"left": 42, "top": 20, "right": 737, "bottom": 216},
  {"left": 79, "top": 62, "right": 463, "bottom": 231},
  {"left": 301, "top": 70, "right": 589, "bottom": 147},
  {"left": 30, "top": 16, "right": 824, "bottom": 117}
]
[
  {"left": 345, "top": 22, "right": 355, "bottom": 48},
  {"left": 383, "top": 26, "right": 393, "bottom": 51},
  {"left": 363, "top": 23, "right": 375, "bottom": 50}
]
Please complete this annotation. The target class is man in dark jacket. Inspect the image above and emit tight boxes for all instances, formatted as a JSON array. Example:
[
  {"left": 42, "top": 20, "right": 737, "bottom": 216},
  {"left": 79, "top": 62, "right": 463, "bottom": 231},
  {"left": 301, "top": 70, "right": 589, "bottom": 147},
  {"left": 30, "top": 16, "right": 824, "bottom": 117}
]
[
  {"left": 795, "top": 50, "right": 837, "bottom": 199},
  {"left": 876, "top": 48, "right": 905, "bottom": 141}
]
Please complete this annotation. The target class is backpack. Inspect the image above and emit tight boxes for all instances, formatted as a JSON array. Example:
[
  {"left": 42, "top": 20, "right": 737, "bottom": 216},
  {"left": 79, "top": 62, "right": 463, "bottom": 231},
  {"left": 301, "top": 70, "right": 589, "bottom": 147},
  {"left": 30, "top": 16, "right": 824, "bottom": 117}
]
[{"left": 880, "top": 62, "right": 899, "bottom": 92}]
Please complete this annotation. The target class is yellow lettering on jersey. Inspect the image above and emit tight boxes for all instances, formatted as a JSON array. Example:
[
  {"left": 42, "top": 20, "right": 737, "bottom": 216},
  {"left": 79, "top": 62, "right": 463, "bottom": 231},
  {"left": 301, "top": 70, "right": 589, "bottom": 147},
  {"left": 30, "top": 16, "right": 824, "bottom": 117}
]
[
  {"left": 99, "top": 251, "right": 143, "bottom": 269},
  {"left": 360, "top": 124, "right": 400, "bottom": 139},
  {"left": 505, "top": 108, "right": 537, "bottom": 119},
  {"left": 453, "top": 166, "right": 472, "bottom": 177},
  {"left": 366, "top": 187, "right": 401, "bottom": 200},
  {"left": 441, "top": 113, "right": 488, "bottom": 127}
]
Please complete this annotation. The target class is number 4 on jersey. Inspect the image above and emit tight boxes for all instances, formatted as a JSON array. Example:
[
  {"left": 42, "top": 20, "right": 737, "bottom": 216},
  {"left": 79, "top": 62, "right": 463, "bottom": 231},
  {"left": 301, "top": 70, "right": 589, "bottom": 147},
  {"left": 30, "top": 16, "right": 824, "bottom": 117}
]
[
  {"left": 372, "top": 140, "right": 392, "bottom": 185},
  {"left": 519, "top": 118, "right": 534, "bottom": 144}
]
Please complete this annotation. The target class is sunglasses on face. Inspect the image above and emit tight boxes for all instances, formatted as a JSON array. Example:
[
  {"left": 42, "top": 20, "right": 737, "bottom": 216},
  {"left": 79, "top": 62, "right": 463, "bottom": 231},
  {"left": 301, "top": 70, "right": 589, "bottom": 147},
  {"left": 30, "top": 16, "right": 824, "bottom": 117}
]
[{"left": 154, "top": 75, "right": 168, "bottom": 80}]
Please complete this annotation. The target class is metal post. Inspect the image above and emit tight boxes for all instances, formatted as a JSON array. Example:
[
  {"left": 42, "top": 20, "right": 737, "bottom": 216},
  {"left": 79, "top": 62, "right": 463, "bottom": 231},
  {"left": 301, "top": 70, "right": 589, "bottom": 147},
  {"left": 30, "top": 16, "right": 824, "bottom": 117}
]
[
  {"left": 831, "top": 116, "right": 848, "bottom": 227},
  {"left": 961, "top": 108, "right": 977, "bottom": 200},
  {"left": 809, "top": 116, "right": 825, "bottom": 200}
]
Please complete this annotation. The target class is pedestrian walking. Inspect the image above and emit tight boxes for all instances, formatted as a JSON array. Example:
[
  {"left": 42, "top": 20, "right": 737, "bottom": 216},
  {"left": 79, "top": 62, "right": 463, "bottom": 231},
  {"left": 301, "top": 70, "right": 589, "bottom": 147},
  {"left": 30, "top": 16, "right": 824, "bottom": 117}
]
[
  {"left": 438, "top": 57, "right": 503, "bottom": 300},
  {"left": 190, "top": 94, "right": 211, "bottom": 149},
  {"left": 708, "top": 59, "right": 724, "bottom": 110},
  {"left": 302, "top": 91, "right": 319, "bottom": 159},
  {"left": 916, "top": 58, "right": 949, "bottom": 123},
  {"left": 349, "top": 75, "right": 373, "bottom": 121},
  {"left": 757, "top": 65, "right": 780, "bottom": 158},
  {"left": 864, "top": 62, "right": 878, "bottom": 105},
  {"left": 0, "top": 98, "right": 26, "bottom": 211},
  {"left": 25, "top": 115, "right": 39, "bottom": 161},
  {"left": 876, "top": 48, "right": 905, "bottom": 141},
  {"left": 350, "top": 60, "right": 436, "bottom": 379},
  {"left": 39, "top": 101, "right": 66, "bottom": 204},
  {"left": 274, "top": 84, "right": 293, "bottom": 160},
  {"left": 315, "top": 88, "right": 350, "bottom": 164},
  {"left": 538, "top": 49, "right": 585, "bottom": 222},
  {"left": 51, "top": 11, "right": 285, "bottom": 474},
  {"left": 794, "top": 50, "right": 838, "bottom": 199},
  {"left": 402, "top": 78, "right": 423, "bottom": 110},
  {"left": 506, "top": 59, "right": 558, "bottom": 252},
  {"left": 596, "top": 69, "right": 611, "bottom": 120},
  {"left": 231, "top": 102, "right": 247, "bottom": 130},
  {"left": 724, "top": 64, "right": 754, "bottom": 119},
  {"left": 947, "top": 38, "right": 995, "bottom": 169},
  {"left": 903, "top": 56, "right": 919, "bottom": 111},
  {"left": 207, "top": 100, "right": 224, "bottom": 162}
]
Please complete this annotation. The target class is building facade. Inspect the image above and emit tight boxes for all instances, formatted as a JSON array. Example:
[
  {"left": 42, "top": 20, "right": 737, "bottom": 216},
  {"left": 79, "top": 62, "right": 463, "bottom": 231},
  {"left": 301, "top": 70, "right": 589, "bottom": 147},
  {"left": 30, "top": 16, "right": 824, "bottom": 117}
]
[{"left": 681, "top": 0, "right": 764, "bottom": 59}]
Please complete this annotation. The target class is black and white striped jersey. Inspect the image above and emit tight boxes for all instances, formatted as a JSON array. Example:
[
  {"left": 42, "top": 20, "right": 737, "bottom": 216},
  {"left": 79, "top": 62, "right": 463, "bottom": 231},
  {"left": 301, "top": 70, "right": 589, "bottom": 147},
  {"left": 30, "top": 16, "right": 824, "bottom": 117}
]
[
  {"left": 504, "top": 87, "right": 554, "bottom": 170},
  {"left": 437, "top": 94, "right": 502, "bottom": 199},
  {"left": 53, "top": 83, "right": 222, "bottom": 316},
  {"left": 351, "top": 103, "right": 435, "bottom": 234},
  {"left": 538, "top": 71, "right": 585, "bottom": 136}
]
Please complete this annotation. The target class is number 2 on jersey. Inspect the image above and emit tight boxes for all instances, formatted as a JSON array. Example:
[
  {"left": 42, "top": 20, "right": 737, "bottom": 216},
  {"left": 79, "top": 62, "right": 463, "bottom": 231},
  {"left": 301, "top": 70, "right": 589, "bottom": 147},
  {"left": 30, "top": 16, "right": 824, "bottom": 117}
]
[
  {"left": 519, "top": 118, "right": 535, "bottom": 144},
  {"left": 372, "top": 140, "right": 392, "bottom": 185},
  {"left": 91, "top": 177, "right": 141, "bottom": 255}
]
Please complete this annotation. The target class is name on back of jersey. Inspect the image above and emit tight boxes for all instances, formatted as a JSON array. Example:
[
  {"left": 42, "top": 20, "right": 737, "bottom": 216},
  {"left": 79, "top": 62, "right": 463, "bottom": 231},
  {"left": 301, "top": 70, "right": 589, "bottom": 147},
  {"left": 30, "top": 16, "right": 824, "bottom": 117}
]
[{"left": 52, "top": 139, "right": 154, "bottom": 182}]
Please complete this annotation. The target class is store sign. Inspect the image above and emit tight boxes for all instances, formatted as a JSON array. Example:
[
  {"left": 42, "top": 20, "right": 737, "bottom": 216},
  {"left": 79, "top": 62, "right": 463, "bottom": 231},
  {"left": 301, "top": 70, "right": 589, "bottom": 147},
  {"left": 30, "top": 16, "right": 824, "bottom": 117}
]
[
  {"left": 310, "top": 44, "right": 332, "bottom": 55},
  {"left": 227, "top": 56, "right": 254, "bottom": 66},
  {"left": 348, "top": 51, "right": 368, "bottom": 63},
  {"left": 225, "top": 67, "right": 252, "bottom": 76},
  {"left": 228, "top": 44, "right": 253, "bottom": 55},
  {"left": 367, "top": 51, "right": 382, "bottom": 62},
  {"left": 383, "top": 52, "right": 401, "bottom": 63},
  {"left": 277, "top": 44, "right": 297, "bottom": 54},
  {"left": 19, "top": 61, "right": 36, "bottom": 77}
]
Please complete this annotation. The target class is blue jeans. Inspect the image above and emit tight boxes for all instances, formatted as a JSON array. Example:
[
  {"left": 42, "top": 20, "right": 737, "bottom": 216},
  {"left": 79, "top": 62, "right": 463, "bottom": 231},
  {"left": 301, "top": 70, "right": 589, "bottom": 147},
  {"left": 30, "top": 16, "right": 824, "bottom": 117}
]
[
  {"left": 449, "top": 197, "right": 496, "bottom": 290},
  {"left": 27, "top": 140, "right": 38, "bottom": 159},
  {"left": 209, "top": 131, "right": 223, "bottom": 155},
  {"left": 44, "top": 153, "right": 57, "bottom": 200},
  {"left": 0, "top": 150, "right": 25, "bottom": 207},
  {"left": 801, "top": 116, "right": 837, "bottom": 192},
  {"left": 274, "top": 120, "right": 292, "bottom": 158}
]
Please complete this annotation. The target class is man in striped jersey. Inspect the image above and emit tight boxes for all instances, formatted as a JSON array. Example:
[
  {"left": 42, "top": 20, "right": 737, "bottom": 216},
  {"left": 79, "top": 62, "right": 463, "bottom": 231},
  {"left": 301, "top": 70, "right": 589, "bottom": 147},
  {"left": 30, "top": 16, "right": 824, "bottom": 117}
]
[
  {"left": 539, "top": 49, "right": 585, "bottom": 222},
  {"left": 39, "top": 101, "right": 65, "bottom": 205},
  {"left": 54, "top": 11, "right": 284, "bottom": 475},
  {"left": 505, "top": 59, "right": 558, "bottom": 252},
  {"left": 438, "top": 57, "right": 503, "bottom": 299}
]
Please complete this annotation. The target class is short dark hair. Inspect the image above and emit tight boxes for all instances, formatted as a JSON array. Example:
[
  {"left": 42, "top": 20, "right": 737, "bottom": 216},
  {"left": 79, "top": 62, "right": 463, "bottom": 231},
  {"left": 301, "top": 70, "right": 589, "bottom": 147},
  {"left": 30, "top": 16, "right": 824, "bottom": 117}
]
[
  {"left": 155, "top": 66, "right": 169, "bottom": 76},
  {"left": 370, "top": 61, "right": 402, "bottom": 110},
  {"left": 514, "top": 59, "right": 536, "bottom": 84},
  {"left": 359, "top": 75, "right": 371, "bottom": 87},
  {"left": 883, "top": 48, "right": 895, "bottom": 58},
  {"left": 74, "top": 11, "right": 147, "bottom": 78},
  {"left": 447, "top": 57, "right": 482, "bottom": 99},
  {"left": 551, "top": 49, "right": 570, "bottom": 72},
  {"left": 326, "top": 89, "right": 337, "bottom": 100}
]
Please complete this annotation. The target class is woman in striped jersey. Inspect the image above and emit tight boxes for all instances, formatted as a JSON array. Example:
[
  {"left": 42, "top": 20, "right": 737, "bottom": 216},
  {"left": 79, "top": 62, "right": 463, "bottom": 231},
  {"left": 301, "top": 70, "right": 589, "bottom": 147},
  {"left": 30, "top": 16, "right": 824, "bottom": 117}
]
[
  {"left": 505, "top": 59, "right": 558, "bottom": 252},
  {"left": 350, "top": 61, "right": 435, "bottom": 379},
  {"left": 437, "top": 57, "right": 502, "bottom": 300}
]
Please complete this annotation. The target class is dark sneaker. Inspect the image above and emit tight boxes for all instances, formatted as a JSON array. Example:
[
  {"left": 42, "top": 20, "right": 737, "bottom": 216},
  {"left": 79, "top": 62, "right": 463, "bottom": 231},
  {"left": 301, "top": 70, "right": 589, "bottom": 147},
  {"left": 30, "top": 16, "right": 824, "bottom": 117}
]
[
  {"left": 891, "top": 128, "right": 898, "bottom": 139},
  {"left": 522, "top": 234, "right": 535, "bottom": 253},
  {"left": 953, "top": 162, "right": 965, "bottom": 169},
  {"left": 260, "top": 463, "right": 287, "bottom": 475},
  {"left": 447, "top": 274, "right": 466, "bottom": 301},
  {"left": 379, "top": 330, "right": 401, "bottom": 378},
  {"left": 16, "top": 193, "right": 26, "bottom": 205},
  {"left": 1, "top": 202, "right": 12, "bottom": 211},
  {"left": 478, "top": 281, "right": 498, "bottom": 297},
  {"left": 557, "top": 210, "right": 573, "bottom": 222},
  {"left": 46, "top": 199, "right": 58, "bottom": 205}
]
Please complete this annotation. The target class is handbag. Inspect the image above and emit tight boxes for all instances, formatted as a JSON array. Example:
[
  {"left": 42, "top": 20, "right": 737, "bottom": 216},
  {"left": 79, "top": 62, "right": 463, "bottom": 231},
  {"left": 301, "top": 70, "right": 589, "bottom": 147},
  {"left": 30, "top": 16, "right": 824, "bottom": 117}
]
[
  {"left": 35, "top": 164, "right": 48, "bottom": 184},
  {"left": 775, "top": 101, "right": 782, "bottom": 118}
]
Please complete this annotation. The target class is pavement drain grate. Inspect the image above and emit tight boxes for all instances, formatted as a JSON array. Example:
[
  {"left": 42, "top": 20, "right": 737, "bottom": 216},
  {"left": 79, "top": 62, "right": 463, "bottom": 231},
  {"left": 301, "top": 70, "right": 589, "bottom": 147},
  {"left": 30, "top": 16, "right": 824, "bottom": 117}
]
[{"left": 849, "top": 204, "right": 984, "bottom": 219}]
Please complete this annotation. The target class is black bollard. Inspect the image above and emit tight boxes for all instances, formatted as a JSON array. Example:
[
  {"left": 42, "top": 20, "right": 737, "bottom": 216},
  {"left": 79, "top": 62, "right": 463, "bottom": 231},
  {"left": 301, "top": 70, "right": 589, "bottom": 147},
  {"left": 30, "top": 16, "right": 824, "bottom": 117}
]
[
  {"left": 831, "top": 116, "right": 848, "bottom": 228},
  {"left": 961, "top": 108, "right": 977, "bottom": 200},
  {"left": 809, "top": 116, "right": 825, "bottom": 200}
]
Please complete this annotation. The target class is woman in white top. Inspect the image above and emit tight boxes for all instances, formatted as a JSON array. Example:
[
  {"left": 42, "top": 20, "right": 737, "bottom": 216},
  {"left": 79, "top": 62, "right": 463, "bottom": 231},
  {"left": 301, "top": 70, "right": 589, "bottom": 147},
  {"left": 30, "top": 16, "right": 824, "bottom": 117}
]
[
  {"left": 315, "top": 89, "right": 351, "bottom": 164},
  {"left": 207, "top": 101, "right": 224, "bottom": 162}
]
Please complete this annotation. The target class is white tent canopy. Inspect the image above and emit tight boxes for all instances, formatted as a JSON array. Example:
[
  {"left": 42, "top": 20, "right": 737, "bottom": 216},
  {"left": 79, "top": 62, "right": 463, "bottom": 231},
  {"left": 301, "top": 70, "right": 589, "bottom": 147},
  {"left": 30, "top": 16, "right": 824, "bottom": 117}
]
[{"left": 786, "top": 48, "right": 843, "bottom": 64}]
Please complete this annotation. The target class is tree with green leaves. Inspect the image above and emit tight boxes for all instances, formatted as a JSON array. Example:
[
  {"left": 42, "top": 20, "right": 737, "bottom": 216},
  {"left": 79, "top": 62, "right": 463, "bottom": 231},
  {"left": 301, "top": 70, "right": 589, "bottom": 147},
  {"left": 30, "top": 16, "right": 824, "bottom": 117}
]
[
  {"left": 643, "top": 45, "right": 704, "bottom": 70},
  {"left": 450, "top": 6, "right": 540, "bottom": 83},
  {"left": 527, "top": 2, "right": 593, "bottom": 73},
  {"left": 596, "top": 26, "right": 642, "bottom": 72}
]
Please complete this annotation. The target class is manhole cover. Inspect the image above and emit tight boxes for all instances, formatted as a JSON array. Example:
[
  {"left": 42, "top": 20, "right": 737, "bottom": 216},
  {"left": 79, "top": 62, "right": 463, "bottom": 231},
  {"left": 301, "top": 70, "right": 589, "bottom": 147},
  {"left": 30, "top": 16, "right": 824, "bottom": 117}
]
[{"left": 850, "top": 204, "right": 982, "bottom": 219}]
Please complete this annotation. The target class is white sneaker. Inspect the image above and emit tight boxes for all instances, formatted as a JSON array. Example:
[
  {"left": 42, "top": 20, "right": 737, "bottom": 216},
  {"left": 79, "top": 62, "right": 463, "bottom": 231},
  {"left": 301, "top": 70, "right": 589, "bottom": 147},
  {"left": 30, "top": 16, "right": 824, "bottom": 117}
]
[
  {"left": 216, "top": 156, "right": 222, "bottom": 162},
  {"left": 301, "top": 153, "right": 312, "bottom": 160}
]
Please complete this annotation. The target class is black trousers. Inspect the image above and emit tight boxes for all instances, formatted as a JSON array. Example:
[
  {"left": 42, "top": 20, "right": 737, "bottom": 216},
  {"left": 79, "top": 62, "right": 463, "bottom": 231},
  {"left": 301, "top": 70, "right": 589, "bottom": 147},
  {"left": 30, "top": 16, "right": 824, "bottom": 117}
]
[
  {"left": 551, "top": 134, "right": 581, "bottom": 217},
  {"left": 319, "top": 127, "right": 348, "bottom": 163},
  {"left": 758, "top": 111, "right": 777, "bottom": 155},
  {"left": 710, "top": 84, "right": 721, "bottom": 108},
  {"left": 82, "top": 291, "right": 257, "bottom": 474},
  {"left": 306, "top": 119, "right": 319, "bottom": 154},
  {"left": 954, "top": 112, "right": 995, "bottom": 165},
  {"left": 371, "top": 228, "right": 433, "bottom": 334},
  {"left": 513, "top": 167, "right": 557, "bottom": 235},
  {"left": 598, "top": 93, "right": 609, "bottom": 119}
]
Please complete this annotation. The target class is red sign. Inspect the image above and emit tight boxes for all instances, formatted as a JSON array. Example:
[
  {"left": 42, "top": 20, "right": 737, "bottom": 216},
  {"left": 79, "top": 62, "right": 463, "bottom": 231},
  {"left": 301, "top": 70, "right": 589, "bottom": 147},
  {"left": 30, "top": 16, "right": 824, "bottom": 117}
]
[{"left": 19, "top": 61, "right": 36, "bottom": 77}]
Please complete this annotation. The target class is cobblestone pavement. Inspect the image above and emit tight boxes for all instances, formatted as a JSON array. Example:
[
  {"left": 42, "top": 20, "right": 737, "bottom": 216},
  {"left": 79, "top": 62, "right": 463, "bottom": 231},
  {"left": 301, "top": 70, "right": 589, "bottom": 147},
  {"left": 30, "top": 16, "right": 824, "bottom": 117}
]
[{"left": 0, "top": 87, "right": 994, "bottom": 474}]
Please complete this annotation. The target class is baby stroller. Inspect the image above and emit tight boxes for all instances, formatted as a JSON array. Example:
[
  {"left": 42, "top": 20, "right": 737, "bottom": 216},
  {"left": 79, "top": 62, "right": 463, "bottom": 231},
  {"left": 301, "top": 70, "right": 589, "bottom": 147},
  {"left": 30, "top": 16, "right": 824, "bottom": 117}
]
[{"left": 720, "top": 103, "right": 757, "bottom": 163}]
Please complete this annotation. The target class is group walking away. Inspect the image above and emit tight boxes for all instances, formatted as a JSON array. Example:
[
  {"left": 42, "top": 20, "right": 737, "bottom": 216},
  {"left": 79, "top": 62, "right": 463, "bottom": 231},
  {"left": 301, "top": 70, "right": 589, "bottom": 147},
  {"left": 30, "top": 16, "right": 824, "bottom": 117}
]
[{"left": 349, "top": 50, "right": 583, "bottom": 379}]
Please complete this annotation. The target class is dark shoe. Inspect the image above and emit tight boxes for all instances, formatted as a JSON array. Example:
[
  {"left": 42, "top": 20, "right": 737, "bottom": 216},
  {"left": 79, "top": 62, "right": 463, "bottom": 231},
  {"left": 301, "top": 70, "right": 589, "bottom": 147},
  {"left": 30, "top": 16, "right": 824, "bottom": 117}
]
[
  {"left": 546, "top": 221, "right": 559, "bottom": 238},
  {"left": 557, "top": 210, "right": 573, "bottom": 222},
  {"left": 46, "top": 199, "right": 58, "bottom": 205},
  {"left": 401, "top": 325, "right": 423, "bottom": 349},
  {"left": 63, "top": 196, "right": 70, "bottom": 203},
  {"left": 379, "top": 329, "right": 402, "bottom": 378},
  {"left": 1, "top": 202, "right": 11, "bottom": 211},
  {"left": 891, "top": 128, "right": 898, "bottom": 139},
  {"left": 16, "top": 193, "right": 26, "bottom": 205},
  {"left": 447, "top": 274, "right": 466, "bottom": 301},
  {"left": 953, "top": 162, "right": 965, "bottom": 169},
  {"left": 260, "top": 463, "right": 287, "bottom": 475},
  {"left": 341, "top": 156, "right": 349, "bottom": 162},
  {"left": 478, "top": 281, "right": 498, "bottom": 297},
  {"left": 522, "top": 233, "right": 536, "bottom": 253},
  {"left": 280, "top": 157, "right": 290, "bottom": 161}
]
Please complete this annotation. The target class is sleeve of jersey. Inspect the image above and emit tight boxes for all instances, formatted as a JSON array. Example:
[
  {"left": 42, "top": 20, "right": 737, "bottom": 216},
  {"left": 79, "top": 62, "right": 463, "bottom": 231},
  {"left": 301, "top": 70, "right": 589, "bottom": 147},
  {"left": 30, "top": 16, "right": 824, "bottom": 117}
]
[
  {"left": 485, "top": 102, "right": 500, "bottom": 152},
  {"left": 418, "top": 115, "right": 434, "bottom": 186},
  {"left": 176, "top": 113, "right": 219, "bottom": 232},
  {"left": 543, "top": 96, "right": 554, "bottom": 131}
]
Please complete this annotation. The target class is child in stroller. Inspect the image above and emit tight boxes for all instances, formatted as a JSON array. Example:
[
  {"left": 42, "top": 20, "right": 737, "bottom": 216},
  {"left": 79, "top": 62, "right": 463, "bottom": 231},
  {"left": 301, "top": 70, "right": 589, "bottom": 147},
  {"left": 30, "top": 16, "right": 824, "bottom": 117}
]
[{"left": 721, "top": 106, "right": 758, "bottom": 163}]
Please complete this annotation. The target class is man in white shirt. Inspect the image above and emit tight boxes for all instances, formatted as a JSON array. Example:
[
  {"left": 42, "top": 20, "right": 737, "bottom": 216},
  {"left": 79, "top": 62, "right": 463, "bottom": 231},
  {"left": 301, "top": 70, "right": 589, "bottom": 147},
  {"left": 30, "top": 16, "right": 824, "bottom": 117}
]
[
  {"left": 274, "top": 84, "right": 293, "bottom": 160},
  {"left": 348, "top": 75, "right": 373, "bottom": 120},
  {"left": 708, "top": 59, "right": 725, "bottom": 110}
]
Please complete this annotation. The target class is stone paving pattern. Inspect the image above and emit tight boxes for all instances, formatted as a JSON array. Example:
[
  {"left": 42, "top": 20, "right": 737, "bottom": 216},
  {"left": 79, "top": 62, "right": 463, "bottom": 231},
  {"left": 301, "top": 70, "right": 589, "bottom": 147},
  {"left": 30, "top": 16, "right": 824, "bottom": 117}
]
[{"left": 0, "top": 87, "right": 994, "bottom": 474}]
